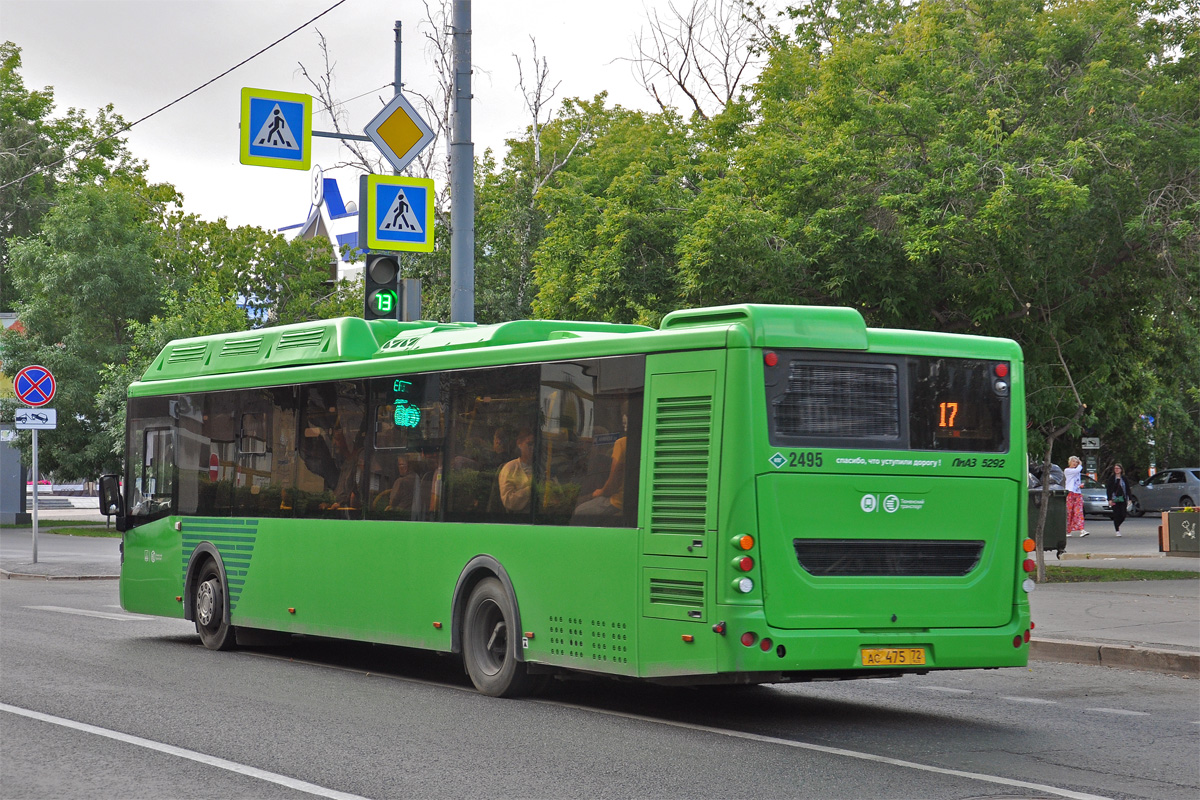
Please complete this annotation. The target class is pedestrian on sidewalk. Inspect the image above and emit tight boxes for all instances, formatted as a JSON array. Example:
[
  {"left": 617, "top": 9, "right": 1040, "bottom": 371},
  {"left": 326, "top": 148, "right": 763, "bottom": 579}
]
[
  {"left": 1065, "top": 456, "right": 1088, "bottom": 537},
  {"left": 1106, "top": 462, "right": 1131, "bottom": 537}
]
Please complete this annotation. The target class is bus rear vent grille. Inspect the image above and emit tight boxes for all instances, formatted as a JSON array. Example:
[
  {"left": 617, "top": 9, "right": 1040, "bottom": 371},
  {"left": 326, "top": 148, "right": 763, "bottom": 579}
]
[
  {"left": 219, "top": 337, "right": 264, "bottom": 358},
  {"left": 649, "top": 578, "right": 705, "bottom": 608},
  {"left": 166, "top": 344, "right": 208, "bottom": 364},
  {"left": 650, "top": 396, "right": 712, "bottom": 536},
  {"left": 276, "top": 328, "right": 327, "bottom": 351},
  {"left": 775, "top": 363, "right": 899, "bottom": 438},
  {"left": 793, "top": 539, "right": 984, "bottom": 577}
]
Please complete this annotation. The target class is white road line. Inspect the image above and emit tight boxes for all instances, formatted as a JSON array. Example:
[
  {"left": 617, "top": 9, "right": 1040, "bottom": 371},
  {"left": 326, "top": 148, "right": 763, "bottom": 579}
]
[
  {"left": 1086, "top": 708, "right": 1150, "bottom": 717},
  {"left": 23, "top": 609, "right": 148, "bottom": 623},
  {"left": 0, "top": 703, "right": 369, "bottom": 800},
  {"left": 546, "top": 700, "right": 1114, "bottom": 800},
  {"left": 1002, "top": 696, "right": 1058, "bottom": 705},
  {"left": 23, "top": 606, "right": 149, "bottom": 621},
  {"left": 913, "top": 686, "right": 973, "bottom": 694}
]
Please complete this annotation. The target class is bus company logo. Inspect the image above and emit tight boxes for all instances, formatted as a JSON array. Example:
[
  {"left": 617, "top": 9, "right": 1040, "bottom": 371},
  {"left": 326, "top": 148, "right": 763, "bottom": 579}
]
[
  {"left": 143, "top": 550, "right": 163, "bottom": 563},
  {"left": 769, "top": 452, "right": 787, "bottom": 469},
  {"left": 860, "top": 494, "right": 878, "bottom": 513},
  {"left": 883, "top": 494, "right": 901, "bottom": 513}
]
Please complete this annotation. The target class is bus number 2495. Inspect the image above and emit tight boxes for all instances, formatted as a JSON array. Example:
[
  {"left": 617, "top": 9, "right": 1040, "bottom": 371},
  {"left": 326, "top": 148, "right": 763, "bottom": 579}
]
[{"left": 789, "top": 451, "right": 823, "bottom": 468}]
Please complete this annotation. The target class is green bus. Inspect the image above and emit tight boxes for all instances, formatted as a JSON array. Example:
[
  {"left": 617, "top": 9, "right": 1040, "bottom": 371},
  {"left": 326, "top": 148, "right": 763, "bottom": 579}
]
[{"left": 101, "top": 304, "right": 1033, "bottom": 696}]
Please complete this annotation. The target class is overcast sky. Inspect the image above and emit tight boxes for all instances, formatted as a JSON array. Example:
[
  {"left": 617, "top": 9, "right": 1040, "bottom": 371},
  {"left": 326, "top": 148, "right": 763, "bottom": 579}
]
[{"left": 3, "top": 0, "right": 764, "bottom": 231}]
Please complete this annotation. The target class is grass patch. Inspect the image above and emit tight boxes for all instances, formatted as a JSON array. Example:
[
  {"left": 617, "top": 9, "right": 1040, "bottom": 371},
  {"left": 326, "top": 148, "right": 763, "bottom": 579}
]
[
  {"left": 43, "top": 526, "right": 121, "bottom": 538},
  {"left": 2, "top": 520, "right": 108, "bottom": 529},
  {"left": 1043, "top": 565, "right": 1198, "bottom": 582}
]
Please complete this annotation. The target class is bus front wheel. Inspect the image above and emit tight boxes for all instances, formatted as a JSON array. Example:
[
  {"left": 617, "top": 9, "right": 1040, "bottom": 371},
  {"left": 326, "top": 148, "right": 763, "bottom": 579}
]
[
  {"left": 194, "top": 559, "right": 235, "bottom": 651},
  {"left": 462, "top": 577, "right": 538, "bottom": 697}
]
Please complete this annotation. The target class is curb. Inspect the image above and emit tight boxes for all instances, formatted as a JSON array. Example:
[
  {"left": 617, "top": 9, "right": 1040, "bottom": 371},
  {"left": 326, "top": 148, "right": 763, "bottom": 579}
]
[
  {"left": 1031, "top": 637, "right": 1199, "bottom": 678},
  {"left": 1, "top": 569, "right": 118, "bottom": 581}
]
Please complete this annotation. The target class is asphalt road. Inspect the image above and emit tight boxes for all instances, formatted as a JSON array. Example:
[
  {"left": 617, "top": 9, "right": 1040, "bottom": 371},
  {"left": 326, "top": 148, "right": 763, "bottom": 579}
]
[{"left": 2, "top": 580, "right": 1197, "bottom": 800}]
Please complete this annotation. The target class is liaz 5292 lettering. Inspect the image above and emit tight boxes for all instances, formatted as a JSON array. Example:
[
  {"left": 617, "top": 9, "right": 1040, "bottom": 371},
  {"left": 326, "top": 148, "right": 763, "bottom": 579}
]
[{"left": 100, "top": 304, "right": 1033, "bottom": 696}]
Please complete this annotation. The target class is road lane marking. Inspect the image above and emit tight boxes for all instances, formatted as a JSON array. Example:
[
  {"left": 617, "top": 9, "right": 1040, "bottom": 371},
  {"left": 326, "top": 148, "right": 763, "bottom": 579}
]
[
  {"left": 1002, "top": 696, "right": 1058, "bottom": 705},
  {"left": 0, "top": 703, "right": 368, "bottom": 800},
  {"left": 1086, "top": 708, "right": 1150, "bottom": 716},
  {"left": 545, "top": 700, "right": 1114, "bottom": 800},
  {"left": 23, "top": 605, "right": 149, "bottom": 621},
  {"left": 913, "top": 686, "right": 973, "bottom": 694}
]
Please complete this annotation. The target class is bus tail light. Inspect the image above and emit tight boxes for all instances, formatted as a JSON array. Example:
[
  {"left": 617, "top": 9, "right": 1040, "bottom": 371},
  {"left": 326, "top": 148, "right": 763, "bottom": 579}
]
[
  {"left": 759, "top": 638, "right": 773, "bottom": 652},
  {"left": 733, "top": 577, "right": 754, "bottom": 593},
  {"left": 1022, "top": 559, "right": 1036, "bottom": 573},
  {"left": 735, "top": 534, "right": 755, "bottom": 550},
  {"left": 736, "top": 556, "right": 754, "bottom": 572},
  {"left": 764, "top": 351, "right": 778, "bottom": 367},
  {"left": 1022, "top": 539, "right": 1035, "bottom": 552},
  {"left": 741, "top": 632, "right": 758, "bottom": 647},
  {"left": 1013, "top": 635, "right": 1023, "bottom": 648}
]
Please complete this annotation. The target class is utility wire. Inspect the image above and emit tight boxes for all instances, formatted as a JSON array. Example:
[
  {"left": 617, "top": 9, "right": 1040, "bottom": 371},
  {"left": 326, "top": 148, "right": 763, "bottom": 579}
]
[{"left": 0, "top": 0, "right": 350, "bottom": 193}]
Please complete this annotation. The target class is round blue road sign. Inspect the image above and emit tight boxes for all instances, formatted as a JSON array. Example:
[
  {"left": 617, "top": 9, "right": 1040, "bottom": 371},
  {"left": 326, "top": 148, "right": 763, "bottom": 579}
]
[{"left": 14, "top": 365, "right": 56, "bottom": 407}]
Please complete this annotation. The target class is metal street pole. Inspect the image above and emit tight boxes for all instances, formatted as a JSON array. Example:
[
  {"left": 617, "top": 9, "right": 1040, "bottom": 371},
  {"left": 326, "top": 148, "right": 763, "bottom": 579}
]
[
  {"left": 31, "top": 428, "right": 38, "bottom": 563},
  {"left": 450, "top": 0, "right": 474, "bottom": 322},
  {"left": 394, "top": 19, "right": 402, "bottom": 177}
]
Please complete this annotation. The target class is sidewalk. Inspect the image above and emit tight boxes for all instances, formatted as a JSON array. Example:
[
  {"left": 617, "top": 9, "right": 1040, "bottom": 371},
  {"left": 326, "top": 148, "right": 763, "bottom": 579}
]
[{"left": 4, "top": 500, "right": 1197, "bottom": 677}]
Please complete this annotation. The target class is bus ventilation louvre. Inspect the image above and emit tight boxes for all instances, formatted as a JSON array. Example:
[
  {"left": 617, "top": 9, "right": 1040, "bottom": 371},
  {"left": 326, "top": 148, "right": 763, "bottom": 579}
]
[
  {"left": 649, "top": 396, "right": 713, "bottom": 538},
  {"left": 793, "top": 539, "right": 985, "bottom": 577},
  {"left": 775, "top": 363, "right": 899, "bottom": 438}
]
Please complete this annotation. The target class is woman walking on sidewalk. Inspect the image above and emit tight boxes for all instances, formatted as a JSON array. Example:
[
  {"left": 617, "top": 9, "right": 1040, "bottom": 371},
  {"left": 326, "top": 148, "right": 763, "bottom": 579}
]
[
  {"left": 1065, "top": 456, "right": 1088, "bottom": 537},
  {"left": 1106, "top": 463, "right": 1131, "bottom": 537}
]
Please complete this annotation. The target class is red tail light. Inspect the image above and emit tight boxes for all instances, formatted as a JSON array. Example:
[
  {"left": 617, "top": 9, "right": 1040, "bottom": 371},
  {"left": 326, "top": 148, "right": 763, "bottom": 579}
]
[
  {"left": 759, "top": 638, "right": 773, "bottom": 652},
  {"left": 1022, "top": 559, "right": 1036, "bottom": 572},
  {"left": 737, "top": 556, "right": 754, "bottom": 572},
  {"left": 741, "top": 632, "right": 758, "bottom": 647}
]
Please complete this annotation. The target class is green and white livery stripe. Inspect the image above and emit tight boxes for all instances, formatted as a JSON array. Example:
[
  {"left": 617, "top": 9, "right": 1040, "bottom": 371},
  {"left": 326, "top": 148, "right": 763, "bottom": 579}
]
[{"left": 181, "top": 518, "right": 258, "bottom": 611}]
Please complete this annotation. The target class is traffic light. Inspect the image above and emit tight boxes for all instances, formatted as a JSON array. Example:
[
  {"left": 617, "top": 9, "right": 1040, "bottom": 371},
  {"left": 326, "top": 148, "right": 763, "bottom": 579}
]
[{"left": 364, "top": 255, "right": 400, "bottom": 320}]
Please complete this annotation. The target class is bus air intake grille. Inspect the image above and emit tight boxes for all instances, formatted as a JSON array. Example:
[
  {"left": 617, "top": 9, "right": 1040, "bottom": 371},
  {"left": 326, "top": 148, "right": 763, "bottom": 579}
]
[
  {"left": 793, "top": 539, "right": 984, "bottom": 576},
  {"left": 650, "top": 396, "right": 712, "bottom": 536},
  {"left": 166, "top": 344, "right": 208, "bottom": 364},
  {"left": 775, "top": 363, "right": 899, "bottom": 438},
  {"left": 219, "top": 337, "right": 264, "bottom": 358},
  {"left": 276, "top": 328, "right": 327, "bottom": 351},
  {"left": 649, "top": 578, "right": 705, "bottom": 608}
]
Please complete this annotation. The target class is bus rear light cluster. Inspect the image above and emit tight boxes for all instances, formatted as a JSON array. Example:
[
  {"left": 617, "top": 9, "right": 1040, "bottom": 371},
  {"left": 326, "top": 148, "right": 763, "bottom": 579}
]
[
  {"left": 1012, "top": 627, "right": 1032, "bottom": 648},
  {"left": 736, "top": 534, "right": 755, "bottom": 550},
  {"left": 741, "top": 632, "right": 758, "bottom": 647},
  {"left": 1022, "top": 539, "right": 1036, "bottom": 553},
  {"left": 759, "top": 638, "right": 774, "bottom": 652},
  {"left": 735, "top": 556, "right": 754, "bottom": 572},
  {"left": 1023, "top": 579, "right": 1036, "bottom": 593},
  {"left": 1022, "top": 559, "right": 1036, "bottom": 573},
  {"left": 733, "top": 577, "right": 754, "bottom": 593}
]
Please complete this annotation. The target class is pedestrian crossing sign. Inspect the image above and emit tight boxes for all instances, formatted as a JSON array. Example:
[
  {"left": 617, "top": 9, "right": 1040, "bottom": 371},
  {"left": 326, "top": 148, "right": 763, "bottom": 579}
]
[
  {"left": 240, "top": 87, "right": 312, "bottom": 170},
  {"left": 360, "top": 174, "right": 435, "bottom": 252}
]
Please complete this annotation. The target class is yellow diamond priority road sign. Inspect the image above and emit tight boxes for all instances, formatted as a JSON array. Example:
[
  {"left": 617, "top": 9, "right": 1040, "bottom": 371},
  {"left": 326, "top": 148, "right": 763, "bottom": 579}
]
[{"left": 363, "top": 93, "right": 435, "bottom": 174}]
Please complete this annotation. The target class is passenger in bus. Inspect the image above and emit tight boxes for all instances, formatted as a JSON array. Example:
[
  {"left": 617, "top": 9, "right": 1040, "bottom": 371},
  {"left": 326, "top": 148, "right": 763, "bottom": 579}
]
[
  {"left": 498, "top": 429, "right": 535, "bottom": 512},
  {"left": 382, "top": 454, "right": 420, "bottom": 514},
  {"left": 571, "top": 436, "right": 627, "bottom": 523},
  {"left": 483, "top": 427, "right": 513, "bottom": 469}
]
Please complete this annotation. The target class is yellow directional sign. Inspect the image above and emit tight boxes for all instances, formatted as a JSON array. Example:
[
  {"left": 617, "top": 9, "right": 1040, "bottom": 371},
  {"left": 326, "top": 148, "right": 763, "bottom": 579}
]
[{"left": 363, "top": 93, "right": 435, "bottom": 173}]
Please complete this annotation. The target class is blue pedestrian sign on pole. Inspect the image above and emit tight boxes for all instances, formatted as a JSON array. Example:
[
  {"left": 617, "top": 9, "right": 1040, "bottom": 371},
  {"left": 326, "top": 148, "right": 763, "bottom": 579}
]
[
  {"left": 359, "top": 174, "right": 435, "bottom": 252},
  {"left": 240, "top": 87, "right": 312, "bottom": 170}
]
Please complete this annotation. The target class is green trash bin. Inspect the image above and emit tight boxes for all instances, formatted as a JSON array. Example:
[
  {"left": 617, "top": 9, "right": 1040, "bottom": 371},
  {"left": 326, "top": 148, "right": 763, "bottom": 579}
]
[{"left": 1028, "top": 488, "right": 1067, "bottom": 557}]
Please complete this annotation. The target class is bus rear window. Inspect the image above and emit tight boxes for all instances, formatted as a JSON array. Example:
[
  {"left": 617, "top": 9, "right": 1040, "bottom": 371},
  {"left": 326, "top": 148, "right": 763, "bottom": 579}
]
[{"left": 767, "top": 354, "right": 1009, "bottom": 452}]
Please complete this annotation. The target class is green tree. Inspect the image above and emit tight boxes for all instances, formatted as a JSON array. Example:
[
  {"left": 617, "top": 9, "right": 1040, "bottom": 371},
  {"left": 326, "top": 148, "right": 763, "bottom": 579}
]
[
  {"left": 0, "top": 41, "right": 143, "bottom": 310},
  {"left": 1, "top": 178, "right": 180, "bottom": 478}
]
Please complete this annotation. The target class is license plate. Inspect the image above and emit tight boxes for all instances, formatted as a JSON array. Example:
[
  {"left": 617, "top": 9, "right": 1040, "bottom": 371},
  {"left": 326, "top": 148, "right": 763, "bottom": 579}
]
[{"left": 861, "top": 647, "right": 926, "bottom": 666}]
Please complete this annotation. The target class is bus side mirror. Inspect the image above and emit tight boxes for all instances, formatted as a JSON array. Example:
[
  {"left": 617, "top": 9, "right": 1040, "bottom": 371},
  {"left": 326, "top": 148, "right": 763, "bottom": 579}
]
[{"left": 99, "top": 474, "right": 123, "bottom": 517}]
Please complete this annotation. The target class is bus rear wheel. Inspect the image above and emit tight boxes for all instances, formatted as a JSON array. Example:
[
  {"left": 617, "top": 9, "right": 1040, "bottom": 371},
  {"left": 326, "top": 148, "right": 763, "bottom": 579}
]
[
  {"left": 463, "top": 577, "right": 538, "bottom": 697},
  {"left": 194, "top": 559, "right": 235, "bottom": 651}
]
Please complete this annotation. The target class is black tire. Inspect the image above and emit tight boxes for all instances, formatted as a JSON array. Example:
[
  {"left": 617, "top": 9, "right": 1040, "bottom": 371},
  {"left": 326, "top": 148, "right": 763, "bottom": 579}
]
[
  {"left": 1129, "top": 495, "right": 1145, "bottom": 517},
  {"left": 462, "top": 577, "right": 538, "bottom": 697},
  {"left": 1182, "top": 495, "right": 1195, "bottom": 508},
  {"left": 194, "top": 559, "right": 236, "bottom": 651}
]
